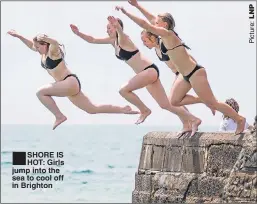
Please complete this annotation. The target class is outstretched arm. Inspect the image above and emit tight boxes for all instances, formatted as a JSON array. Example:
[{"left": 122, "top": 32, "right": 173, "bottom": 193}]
[
  {"left": 128, "top": 0, "right": 156, "bottom": 24},
  {"left": 116, "top": 6, "right": 170, "bottom": 37},
  {"left": 70, "top": 24, "right": 113, "bottom": 44},
  {"left": 7, "top": 30, "right": 37, "bottom": 52}
]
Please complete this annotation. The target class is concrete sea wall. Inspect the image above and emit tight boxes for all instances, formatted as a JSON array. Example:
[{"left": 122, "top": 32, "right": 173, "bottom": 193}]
[{"left": 132, "top": 129, "right": 257, "bottom": 203}]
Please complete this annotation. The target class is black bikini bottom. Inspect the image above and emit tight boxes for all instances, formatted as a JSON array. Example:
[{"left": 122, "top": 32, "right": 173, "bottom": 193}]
[
  {"left": 143, "top": 63, "right": 160, "bottom": 78},
  {"left": 183, "top": 64, "right": 203, "bottom": 82},
  {"left": 63, "top": 74, "right": 81, "bottom": 91}
]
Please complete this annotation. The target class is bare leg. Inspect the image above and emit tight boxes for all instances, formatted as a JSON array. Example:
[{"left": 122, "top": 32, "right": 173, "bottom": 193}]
[
  {"left": 176, "top": 95, "right": 202, "bottom": 106},
  {"left": 170, "top": 74, "right": 215, "bottom": 115},
  {"left": 119, "top": 68, "right": 159, "bottom": 124},
  {"left": 189, "top": 68, "right": 246, "bottom": 134},
  {"left": 146, "top": 78, "right": 201, "bottom": 136},
  {"left": 172, "top": 75, "right": 191, "bottom": 132},
  {"left": 37, "top": 77, "right": 139, "bottom": 130},
  {"left": 170, "top": 75, "right": 202, "bottom": 105},
  {"left": 170, "top": 75, "right": 197, "bottom": 134},
  {"left": 36, "top": 77, "right": 80, "bottom": 130},
  {"left": 68, "top": 92, "right": 139, "bottom": 114}
]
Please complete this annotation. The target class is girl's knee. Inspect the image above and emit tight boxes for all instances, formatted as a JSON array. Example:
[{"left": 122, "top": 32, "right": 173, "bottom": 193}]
[
  {"left": 36, "top": 86, "right": 51, "bottom": 97},
  {"left": 119, "top": 87, "right": 130, "bottom": 96},
  {"left": 169, "top": 98, "right": 181, "bottom": 106},
  {"left": 36, "top": 88, "right": 45, "bottom": 98},
  {"left": 159, "top": 102, "right": 172, "bottom": 110}
]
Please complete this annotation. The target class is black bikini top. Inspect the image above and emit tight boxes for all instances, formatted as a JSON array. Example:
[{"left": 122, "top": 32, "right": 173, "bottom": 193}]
[
  {"left": 115, "top": 40, "right": 139, "bottom": 61},
  {"left": 155, "top": 38, "right": 170, "bottom": 62},
  {"left": 160, "top": 31, "right": 191, "bottom": 54},
  {"left": 41, "top": 56, "right": 63, "bottom": 70}
]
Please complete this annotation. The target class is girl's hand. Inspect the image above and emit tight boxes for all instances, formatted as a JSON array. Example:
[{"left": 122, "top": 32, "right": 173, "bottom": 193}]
[
  {"left": 115, "top": 6, "right": 127, "bottom": 14},
  {"left": 70, "top": 24, "right": 80, "bottom": 35},
  {"left": 7, "top": 30, "right": 20, "bottom": 38}
]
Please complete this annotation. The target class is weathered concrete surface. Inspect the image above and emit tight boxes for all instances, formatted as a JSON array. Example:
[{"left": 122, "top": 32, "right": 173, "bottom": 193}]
[{"left": 132, "top": 128, "right": 257, "bottom": 203}]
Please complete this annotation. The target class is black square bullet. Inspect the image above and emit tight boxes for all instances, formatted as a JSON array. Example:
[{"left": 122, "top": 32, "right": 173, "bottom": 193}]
[{"left": 12, "top": 152, "right": 26, "bottom": 165}]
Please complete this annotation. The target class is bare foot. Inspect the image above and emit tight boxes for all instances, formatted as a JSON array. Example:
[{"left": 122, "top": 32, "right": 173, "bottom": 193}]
[
  {"left": 123, "top": 105, "right": 140, "bottom": 114},
  {"left": 135, "top": 109, "right": 151, "bottom": 125},
  {"left": 235, "top": 117, "right": 246, "bottom": 135},
  {"left": 53, "top": 116, "right": 67, "bottom": 130},
  {"left": 190, "top": 118, "right": 202, "bottom": 136},
  {"left": 177, "top": 122, "right": 192, "bottom": 136}
]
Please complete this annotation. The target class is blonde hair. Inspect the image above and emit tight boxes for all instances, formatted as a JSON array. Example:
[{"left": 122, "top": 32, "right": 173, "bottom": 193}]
[
  {"left": 142, "top": 29, "right": 158, "bottom": 40},
  {"left": 33, "top": 34, "right": 66, "bottom": 59},
  {"left": 158, "top": 13, "right": 176, "bottom": 30}
]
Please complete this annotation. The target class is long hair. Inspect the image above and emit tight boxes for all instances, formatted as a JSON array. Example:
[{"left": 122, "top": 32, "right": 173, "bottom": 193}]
[{"left": 158, "top": 13, "right": 175, "bottom": 30}]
